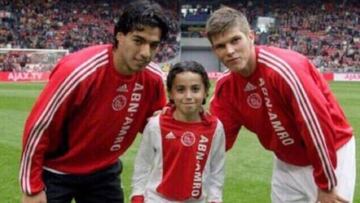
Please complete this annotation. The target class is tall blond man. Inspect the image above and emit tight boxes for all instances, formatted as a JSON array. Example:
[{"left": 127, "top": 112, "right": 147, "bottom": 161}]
[{"left": 207, "top": 6, "right": 356, "bottom": 203}]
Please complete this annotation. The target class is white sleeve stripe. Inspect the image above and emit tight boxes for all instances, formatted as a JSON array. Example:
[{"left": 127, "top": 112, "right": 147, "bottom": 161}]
[
  {"left": 215, "top": 70, "right": 231, "bottom": 82},
  {"left": 19, "top": 50, "right": 109, "bottom": 194},
  {"left": 146, "top": 66, "right": 163, "bottom": 78},
  {"left": 149, "top": 62, "right": 161, "bottom": 71},
  {"left": 43, "top": 166, "right": 67, "bottom": 175},
  {"left": 147, "top": 62, "right": 163, "bottom": 77},
  {"left": 258, "top": 50, "right": 336, "bottom": 189}
]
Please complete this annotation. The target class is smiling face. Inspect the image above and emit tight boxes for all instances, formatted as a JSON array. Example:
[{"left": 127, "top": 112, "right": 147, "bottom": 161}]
[
  {"left": 113, "top": 26, "right": 161, "bottom": 75},
  {"left": 170, "top": 71, "right": 207, "bottom": 122},
  {"left": 211, "top": 25, "right": 256, "bottom": 77}
]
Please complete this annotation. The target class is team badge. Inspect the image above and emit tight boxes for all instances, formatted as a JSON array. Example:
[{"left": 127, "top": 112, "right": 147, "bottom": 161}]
[
  {"left": 181, "top": 131, "right": 196, "bottom": 147},
  {"left": 112, "top": 95, "right": 127, "bottom": 111},
  {"left": 247, "top": 93, "right": 262, "bottom": 109}
]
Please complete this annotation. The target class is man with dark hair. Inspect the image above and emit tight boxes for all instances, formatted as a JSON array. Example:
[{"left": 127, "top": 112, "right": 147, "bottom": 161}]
[
  {"left": 19, "top": 1, "right": 170, "bottom": 202},
  {"left": 207, "top": 6, "right": 355, "bottom": 203}
]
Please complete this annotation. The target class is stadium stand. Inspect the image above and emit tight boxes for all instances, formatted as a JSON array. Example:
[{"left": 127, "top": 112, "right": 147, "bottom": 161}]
[
  {"left": 0, "top": 0, "right": 179, "bottom": 66},
  {"left": 0, "top": 0, "right": 359, "bottom": 72},
  {"left": 181, "top": 0, "right": 359, "bottom": 72}
]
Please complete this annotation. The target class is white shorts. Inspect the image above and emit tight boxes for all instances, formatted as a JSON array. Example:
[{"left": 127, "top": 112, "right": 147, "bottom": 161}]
[{"left": 271, "top": 136, "right": 356, "bottom": 203}]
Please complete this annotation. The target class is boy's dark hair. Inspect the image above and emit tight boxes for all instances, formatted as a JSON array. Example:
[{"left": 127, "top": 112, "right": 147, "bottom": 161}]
[
  {"left": 113, "top": 0, "right": 169, "bottom": 48},
  {"left": 166, "top": 61, "right": 210, "bottom": 104}
]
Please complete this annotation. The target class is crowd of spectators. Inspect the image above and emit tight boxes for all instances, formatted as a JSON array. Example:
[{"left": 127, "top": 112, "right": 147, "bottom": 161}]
[
  {"left": 256, "top": 1, "right": 359, "bottom": 73},
  {"left": 0, "top": 0, "right": 359, "bottom": 72},
  {"left": 0, "top": 0, "right": 179, "bottom": 68},
  {"left": 181, "top": 0, "right": 359, "bottom": 72}
]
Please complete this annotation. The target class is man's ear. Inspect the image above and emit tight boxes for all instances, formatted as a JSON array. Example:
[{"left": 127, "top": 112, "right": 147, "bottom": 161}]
[
  {"left": 116, "top": 32, "right": 125, "bottom": 44},
  {"left": 249, "top": 30, "right": 255, "bottom": 43}
]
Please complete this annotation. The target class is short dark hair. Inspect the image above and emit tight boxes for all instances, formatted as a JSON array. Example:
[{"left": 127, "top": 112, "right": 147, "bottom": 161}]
[
  {"left": 166, "top": 61, "right": 210, "bottom": 104},
  {"left": 113, "top": 0, "right": 170, "bottom": 48}
]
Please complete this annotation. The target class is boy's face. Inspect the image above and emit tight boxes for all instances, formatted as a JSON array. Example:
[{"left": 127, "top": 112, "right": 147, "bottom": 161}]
[
  {"left": 170, "top": 71, "right": 206, "bottom": 121},
  {"left": 211, "top": 26, "right": 255, "bottom": 75},
  {"left": 115, "top": 26, "right": 161, "bottom": 74}
]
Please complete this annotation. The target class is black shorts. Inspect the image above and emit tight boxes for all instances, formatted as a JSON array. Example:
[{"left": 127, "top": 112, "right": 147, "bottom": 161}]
[{"left": 43, "top": 160, "right": 124, "bottom": 203}]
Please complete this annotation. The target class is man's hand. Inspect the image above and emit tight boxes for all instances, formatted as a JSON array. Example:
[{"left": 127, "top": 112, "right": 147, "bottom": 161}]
[
  {"left": 151, "top": 105, "right": 172, "bottom": 118},
  {"left": 317, "top": 188, "right": 349, "bottom": 203},
  {"left": 22, "top": 191, "right": 47, "bottom": 203},
  {"left": 150, "top": 107, "right": 168, "bottom": 120}
]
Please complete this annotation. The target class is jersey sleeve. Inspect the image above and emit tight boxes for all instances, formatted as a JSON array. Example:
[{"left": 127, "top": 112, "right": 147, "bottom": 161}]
[
  {"left": 140, "top": 76, "right": 167, "bottom": 133},
  {"left": 131, "top": 117, "right": 158, "bottom": 197},
  {"left": 149, "top": 77, "right": 166, "bottom": 114},
  {"left": 275, "top": 59, "right": 338, "bottom": 190},
  {"left": 19, "top": 60, "right": 94, "bottom": 195},
  {"left": 206, "top": 120, "right": 226, "bottom": 203},
  {"left": 210, "top": 78, "right": 242, "bottom": 151}
]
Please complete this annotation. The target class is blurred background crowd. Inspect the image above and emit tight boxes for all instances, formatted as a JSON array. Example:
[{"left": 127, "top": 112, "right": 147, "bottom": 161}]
[{"left": 0, "top": 0, "right": 359, "bottom": 72}]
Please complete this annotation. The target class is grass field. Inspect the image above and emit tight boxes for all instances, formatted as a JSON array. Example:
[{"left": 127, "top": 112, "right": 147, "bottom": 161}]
[{"left": 0, "top": 81, "right": 359, "bottom": 202}]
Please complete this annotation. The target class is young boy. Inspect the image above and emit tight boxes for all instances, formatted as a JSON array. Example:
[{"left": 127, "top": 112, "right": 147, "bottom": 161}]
[{"left": 131, "top": 61, "right": 225, "bottom": 203}]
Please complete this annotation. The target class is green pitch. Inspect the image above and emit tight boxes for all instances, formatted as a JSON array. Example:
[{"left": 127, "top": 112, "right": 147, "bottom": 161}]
[{"left": 0, "top": 81, "right": 359, "bottom": 202}]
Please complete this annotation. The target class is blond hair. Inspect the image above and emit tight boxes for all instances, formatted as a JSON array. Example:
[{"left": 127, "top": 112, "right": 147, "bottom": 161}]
[{"left": 206, "top": 7, "right": 250, "bottom": 43}]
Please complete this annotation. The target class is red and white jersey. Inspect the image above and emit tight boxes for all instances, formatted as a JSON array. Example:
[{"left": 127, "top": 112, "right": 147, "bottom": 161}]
[
  {"left": 210, "top": 46, "right": 353, "bottom": 190},
  {"left": 131, "top": 108, "right": 225, "bottom": 203},
  {"left": 19, "top": 44, "right": 167, "bottom": 195}
]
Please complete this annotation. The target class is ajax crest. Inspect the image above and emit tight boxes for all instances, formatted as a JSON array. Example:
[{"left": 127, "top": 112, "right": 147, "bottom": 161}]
[
  {"left": 181, "top": 131, "right": 196, "bottom": 147},
  {"left": 247, "top": 93, "right": 262, "bottom": 109},
  {"left": 112, "top": 95, "right": 127, "bottom": 111}
]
